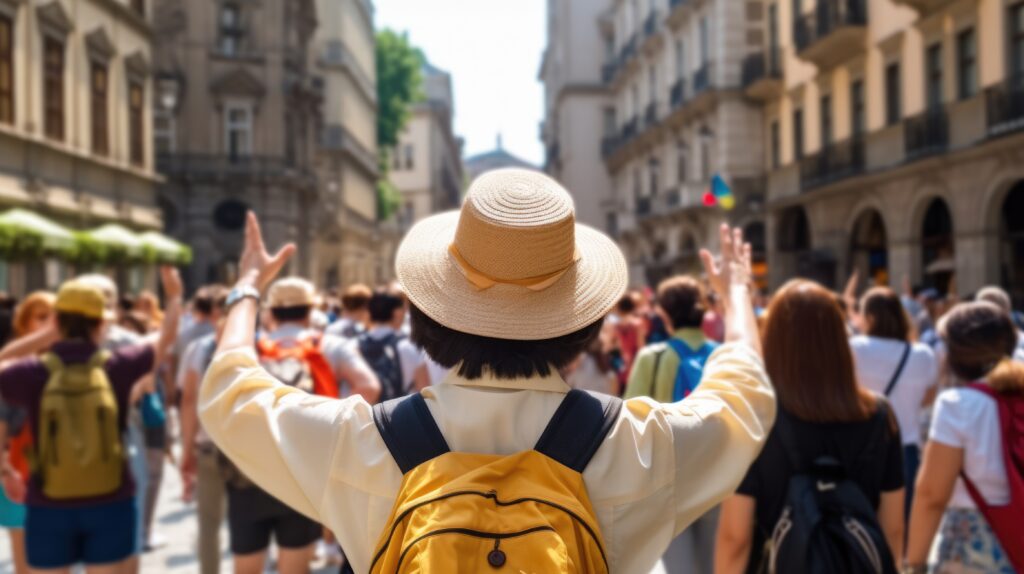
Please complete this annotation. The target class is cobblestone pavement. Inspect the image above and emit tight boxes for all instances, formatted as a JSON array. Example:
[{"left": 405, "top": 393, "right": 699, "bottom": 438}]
[{"left": 0, "top": 458, "right": 339, "bottom": 573}]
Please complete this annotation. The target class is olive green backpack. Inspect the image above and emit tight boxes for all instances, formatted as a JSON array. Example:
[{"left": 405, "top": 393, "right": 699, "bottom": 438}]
[{"left": 36, "top": 351, "right": 123, "bottom": 499}]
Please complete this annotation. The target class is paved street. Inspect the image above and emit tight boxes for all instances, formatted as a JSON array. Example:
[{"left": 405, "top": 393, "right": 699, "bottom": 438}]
[{"left": 0, "top": 458, "right": 339, "bottom": 573}]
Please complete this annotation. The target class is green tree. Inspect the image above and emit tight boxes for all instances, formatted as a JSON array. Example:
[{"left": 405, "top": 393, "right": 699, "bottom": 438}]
[{"left": 376, "top": 29, "right": 424, "bottom": 221}]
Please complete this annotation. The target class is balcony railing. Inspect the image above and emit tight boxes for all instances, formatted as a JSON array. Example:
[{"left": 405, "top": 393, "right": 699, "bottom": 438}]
[
  {"left": 601, "top": 134, "right": 621, "bottom": 157},
  {"left": 742, "top": 49, "right": 782, "bottom": 88},
  {"left": 644, "top": 103, "right": 659, "bottom": 128},
  {"left": 157, "top": 153, "right": 312, "bottom": 181},
  {"left": 622, "top": 117, "right": 639, "bottom": 141},
  {"left": 670, "top": 79, "right": 687, "bottom": 109},
  {"left": 643, "top": 11, "right": 660, "bottom": 38},
  {"left": 693, "top": 63, "right": 712, "bottom": 96},
  {"left": 619, "top": 35, "right": 638, "bottom": 67},
  {"left": 905, "top": 109, "right": 949, "bottom": 159},
  {"left": 794, "top": 0, "right": 867, "bottom": 67},
  {"left": 987, "top": 79, "right": 1024, "bottom": 136},
  {"left": 800, "top": 137, "right": 866, "bottom": 191},
  {"left": 669, "top": 0, "right": 689, "bottom": 14}
]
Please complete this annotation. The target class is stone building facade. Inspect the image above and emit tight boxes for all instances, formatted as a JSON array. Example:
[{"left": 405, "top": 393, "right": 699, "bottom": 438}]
[
  {"left": 0, "top": 0, "right": 162, "bottom": 292},
  {"left": 760, "top": 0, "right": 1024, "bottom": 300},
  {"left": 599, "top": 0, "right": 768, "bottom": 287},
  {"left": 390, "top": 60, "right": 463, "bottom": 231}
]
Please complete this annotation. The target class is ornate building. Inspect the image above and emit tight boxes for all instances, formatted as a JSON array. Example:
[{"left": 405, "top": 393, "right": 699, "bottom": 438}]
[
  {"left": 0, "top": 0, "right": 162, "bottom": 292},
  {"left": 152, "top": 0, "right": 323, "bottom": 290}
]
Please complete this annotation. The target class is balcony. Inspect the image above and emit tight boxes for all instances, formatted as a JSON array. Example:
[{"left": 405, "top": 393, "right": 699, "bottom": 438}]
[
  {"left": 621, "top": 116, "right": 639, "bottom": 141},
  {"left": 904, "top": 109, "right": 949, "bottom": 160},
  {"left": 667, "top": 0, "right": 691, "bottom": 27},
  {"left": 670, "top": 79, "right": 687, "bottom": 109},
  {"left": 644, "top": 102, "right": 659, "bottom": 128},
  {"left": 601, "top": 134, "right": 621, "bottom": 158},
  {"left": 619, "top": 35, "right": 638, "bottom": 68},
  {"left": 643, "top": 11, "right": 659, "bottom": 38},
  {"left": 891, "top": 0, "right": 956, "bottom": 18},
  {"left": 987, "top": 79, "right": 1024, "bottom": 137},
  {"left": 602, "top": 60, "right": 618, "bottom": 84},
  {"left": 742, "top": 49, "right": 782, "bottom": 101},
  {"left": 794, "top": 0, "right": 867, "bottom": 70},
  {"left": 800, "top": 137, "right": 866, "bottom": 191},
  {"left": 636, "top": 196, "right": 653, "bottom": 216},
  {"left": 157, "top": 153, "right": 313, "bottom": 183}
]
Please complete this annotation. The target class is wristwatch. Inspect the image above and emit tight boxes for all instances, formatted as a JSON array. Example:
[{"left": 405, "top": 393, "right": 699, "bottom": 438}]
[{"left": 225, "top": 284, "right": 261, "bottom": 309}]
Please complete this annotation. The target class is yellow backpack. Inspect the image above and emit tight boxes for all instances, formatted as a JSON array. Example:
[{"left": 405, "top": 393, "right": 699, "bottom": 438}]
[
  {"left": 369, "top": 389, "right": 622, "bottom": 573},
  {"left": 36, "top": 351, "right": 123, "bottom": 500}
]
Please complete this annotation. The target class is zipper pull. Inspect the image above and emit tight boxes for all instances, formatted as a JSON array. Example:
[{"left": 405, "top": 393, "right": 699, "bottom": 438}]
[{"left": 487, "top": 539, "right": 506, "bottom": 568}]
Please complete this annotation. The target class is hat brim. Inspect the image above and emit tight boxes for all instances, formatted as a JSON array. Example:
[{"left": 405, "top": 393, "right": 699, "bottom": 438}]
[{"left": 396, "top": 211, "right": 629, "bottom": 341}]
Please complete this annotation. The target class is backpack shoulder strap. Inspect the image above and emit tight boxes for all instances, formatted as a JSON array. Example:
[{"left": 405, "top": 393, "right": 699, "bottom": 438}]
[
  {"left": 883, "top": 343, "right": 912, "bottom": 397},
  {"left": 372, "top": 393, "right": 450, "bottom": 474},
  {"left": 41, "top": 352, "right": 63, "bottom": 375},
  {"left": 88, "top": 350, "right": 111, "bottom": 369},
  {"left": 534, "top": 389, "right": 623, "bottom": 473}
]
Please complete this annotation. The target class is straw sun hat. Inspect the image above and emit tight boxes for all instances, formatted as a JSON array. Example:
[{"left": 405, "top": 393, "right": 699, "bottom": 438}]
[{"left": 396, "top": 168, "right": 628, "bottom": 341}]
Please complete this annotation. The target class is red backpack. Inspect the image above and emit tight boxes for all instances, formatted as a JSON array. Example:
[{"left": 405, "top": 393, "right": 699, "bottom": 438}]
[{"left": 960, "top": 382, "right": 1024, "bottom": 571}]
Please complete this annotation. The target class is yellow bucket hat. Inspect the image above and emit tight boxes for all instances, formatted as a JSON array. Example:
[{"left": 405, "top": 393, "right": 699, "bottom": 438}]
[{"left": 54, "top": 280, "right": 109, "bottom": 320}]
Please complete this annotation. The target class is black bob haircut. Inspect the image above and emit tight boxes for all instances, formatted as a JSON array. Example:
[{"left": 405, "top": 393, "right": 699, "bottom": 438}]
[
  {"left": 57, "top": 312, "right": 102, "bottom": 341},
  {"left": 270, "top": 305, "right": 313, "bottom": 323},
  {"left": 409, "top": 304, "right": 603, "bottom": 380}
]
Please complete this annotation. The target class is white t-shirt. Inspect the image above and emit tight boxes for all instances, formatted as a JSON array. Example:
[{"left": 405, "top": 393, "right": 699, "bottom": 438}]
[
  {"left": 929, "top": 385, "right": 1010, "bottom": 509},
  {"left": 850, "top": 336, "right": 938, "bottom": 445}
]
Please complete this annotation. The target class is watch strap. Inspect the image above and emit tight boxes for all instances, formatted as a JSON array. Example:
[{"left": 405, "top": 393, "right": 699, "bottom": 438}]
[{"left": 226, "top": 285, "right": 261, "bottom": 308}]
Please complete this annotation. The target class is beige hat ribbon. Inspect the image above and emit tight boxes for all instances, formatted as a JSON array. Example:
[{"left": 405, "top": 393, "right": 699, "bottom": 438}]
[{"left": 448, "top": 244, "right": 581, "bottom": 292}]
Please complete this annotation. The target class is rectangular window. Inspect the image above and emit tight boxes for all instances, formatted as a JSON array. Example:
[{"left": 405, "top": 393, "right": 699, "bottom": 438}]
[
  {"left": 819, "top": 94, "right": 832, "bottom": 147},
  {"left": 699, "top": 17, "right": 709, "bottom": 64},
  {"left": 675, "top": 39, "right": 685, "bottom": 80},
  {"left": 793, "top": 108, "right": 804, "bottom": 160},
  {"left": 91, "top": 63, "right": 109, "bottom": 156},
  {"left": 43, "top": 37, "right": 64, "bottom": 141},
  {"left": 770, "top": 120, "right": 780, "bottom": 168},
  {"left": 851, "top": 79, "right": 865, "bottom": 137},
  {"left": 768, "top": 4, "right": 779, "bottom": 59},
  {"left": 957, "top": 28, "right": 977, "bottom": 99},
  {"left": 1012, "top": 3, "right": 1024, "bottom": 83},
  {"left": 926, "top": 43, "right": 943, "bottom": 110},
  {"left": 225, "top": 104, "right": 252, "bottom": 160},
  {"left": 648, "top": 158, "right": 659, "bottom": 196},
  {"left": 404, "top": 144, "right": 414, "bottom": 169},
  {"left": 129, "top": 81, "right": 144, "bottom": 166},
  {"left": 885, "top": 62, "right": 901, "bottom": 126},
  {"left": 0, "top": 14, "right": 13, "bottom": 125},
  {"left": 220, "top": 3, "right": 243, "bottom": 56},
  {"left": 648, "top": 66, "right": 657, "bottom": 106},
  {"left": 603, "top": 108, "right": 616, "bottom": 136},
  {"left": 676, "top": 141, "right": 688, "bottom": 182},
  {"left": 392, "top": 146, "right": 402, "bottom": 170},
  {"left": 700, "top": 141, "right": 711, "bottom": 180},
  {"left": 154, "top": 109, "right": 175, "bottom": 155}
]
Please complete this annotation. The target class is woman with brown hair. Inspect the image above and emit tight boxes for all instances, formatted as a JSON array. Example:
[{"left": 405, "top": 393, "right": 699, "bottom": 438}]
[
  {"left": 851, "top": 287, "right": 939, "bottom": 512},
  {"left": 715, "top": 280, "right": 905, "bottom": 573},
  {"left": 905, "top": 302, "right": 1021, "bottom": 574}
]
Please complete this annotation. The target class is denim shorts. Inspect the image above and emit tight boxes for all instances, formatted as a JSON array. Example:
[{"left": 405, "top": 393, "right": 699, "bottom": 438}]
[{"left": 26, "top": 497, "right": 136, "bottom": 568}]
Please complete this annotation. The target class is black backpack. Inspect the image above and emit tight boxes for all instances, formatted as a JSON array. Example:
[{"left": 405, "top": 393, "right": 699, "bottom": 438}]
[
  {"left": 358, "top": 332, "right": 406, "bottom": 402},
  {"left": 765, "top": 403, "right": 898, "bottom": 574}
]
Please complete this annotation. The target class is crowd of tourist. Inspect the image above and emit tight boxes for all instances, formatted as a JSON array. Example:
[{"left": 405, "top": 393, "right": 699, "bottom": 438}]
[{"left": 0, "top": 168, "right": 1020, "bottom": 573}]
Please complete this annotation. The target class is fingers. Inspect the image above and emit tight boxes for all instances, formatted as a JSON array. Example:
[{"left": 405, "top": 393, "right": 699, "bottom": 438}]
[
  {"left": 699, "top": 248, "right": 719, "bottom": 278},
  {"left": 246, "top": 211, "right": 266, "bottom": 253},
  {"left": 743, "top": 243, "right": 752, "bottom": 268},
  {"left": 733, "top": 227, "right": 744, "bottom": 262},
  {"left": 265, "top": 244, "right": 297, "bottom": 282},
  {"left": 719, "top": 223, "right": 733, "bottom": 263}
]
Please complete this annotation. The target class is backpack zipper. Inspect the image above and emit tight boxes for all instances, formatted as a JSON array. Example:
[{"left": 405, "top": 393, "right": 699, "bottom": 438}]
[
  {"left": 843, "top": 516, "right": 883, "bottom": 573},
  {"left": 393, "top": 525, "right": 555, "bottom": 572},
  {"left": 369, "top": 489, "right": 608, "bottom": 571}
]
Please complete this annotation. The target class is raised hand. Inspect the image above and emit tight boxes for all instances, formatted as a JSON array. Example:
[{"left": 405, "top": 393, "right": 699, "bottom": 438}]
[
  {"left": 160, "top": 266, "right": 183, "bottom": 302},
  {"left": 238, "top": 211, "right": 296, "bottom": 292},
  {"left": 699, "top": 224, "right": 753, "bottom": 300}
]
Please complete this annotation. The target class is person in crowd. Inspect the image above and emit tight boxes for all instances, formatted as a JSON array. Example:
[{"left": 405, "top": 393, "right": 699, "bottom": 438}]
[
  {"left": 916, "top": 289, "right": 945, "bottom": 349},
  {"left": 326, "top": 284, "right": 372, "bottom": 339},
  {"left": 702, "top": 291, "right": 726, "bottom": 343},
  {"left": 715, "top": 279, "right": 905, "bottom": 574},
  {"left": 626, "top": 276, "right": 721, "bottom": 573},
  {"left": 178, "top": 317, "right": 225, "bottom": 574},
  {"left": 0, "top": 268, "right": 181, "bottom": 572},
  {"left": 0, "top": 293, "right": 16, "bottom": 347},
  {"left": 0, "top": 291, "right": 55, "bottom": 574},
  {"left": 358, "top": 286, "right": 426, "bottom": 400},
  {"left": 905, "top": 302, "right": 1020, "bottom": 574},
  {"left": 168, "top": 286, "right": 227, "bottom": 405},
  {"left": 851, "top": 287, "right": 939, "bottom": 514},
  {"left": 561, "top": 332, "right": 618, "bottom": 395},
  {"left": 219, "top": 277, "right": 379, "bottom": 574},
  {"left": 976, "top": 286, "right": 1024, "bottom": 362},
  {"left": 609, "top": 291, "right": 648, "bottom": 391},
  {"left": 134, "top": 291, "right": 164, "bottom": 332},
  {"left": 198, "top": 170, "right": 774, "bottom": 573}
]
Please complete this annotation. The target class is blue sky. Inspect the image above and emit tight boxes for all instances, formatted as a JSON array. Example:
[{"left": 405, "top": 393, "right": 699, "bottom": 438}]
[{"left": 375, "top": 0, "right": 546, "bottom": 165}]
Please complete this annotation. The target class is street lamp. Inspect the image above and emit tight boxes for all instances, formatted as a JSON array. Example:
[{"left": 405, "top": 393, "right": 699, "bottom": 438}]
[{"left": 157, "top": 74, "right": 182, "bottom": 113}]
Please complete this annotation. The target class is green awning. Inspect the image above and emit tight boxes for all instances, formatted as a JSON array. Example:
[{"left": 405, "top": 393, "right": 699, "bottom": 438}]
[
  {"left": 0, "top": 208, "right": 77, "bottom": 252},
  {"left": 139, "top": 231, "right": 193, "bottom": 265},
  {"left": 83, "top": 223, "right": 145, "bottom": 259}
]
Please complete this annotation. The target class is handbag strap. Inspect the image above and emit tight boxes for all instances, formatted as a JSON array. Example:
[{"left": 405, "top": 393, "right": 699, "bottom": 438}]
[{"left": 883, "top": 343, "right": 912, "bottom": 397}]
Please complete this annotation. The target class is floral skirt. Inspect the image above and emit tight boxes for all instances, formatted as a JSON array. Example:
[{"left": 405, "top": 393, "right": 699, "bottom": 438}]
[{"left": 933, "top": 508, "right": 1014, "bottom": 574}]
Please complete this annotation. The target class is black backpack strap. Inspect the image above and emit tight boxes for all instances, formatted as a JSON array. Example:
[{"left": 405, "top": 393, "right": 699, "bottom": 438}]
[
  {"left": 883, "top": 343, "right": 912, "bottom": 397},
  {"left": 372, "top": 393, "right": 450, "bottom": 474},
  {"left": 534, "top": 389, "right": 623, "bottom": 473}
]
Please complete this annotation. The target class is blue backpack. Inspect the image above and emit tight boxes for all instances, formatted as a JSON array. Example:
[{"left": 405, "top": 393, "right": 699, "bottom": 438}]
[{"left": 664, "top": 339, "right": 718, "bottom": 401}]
